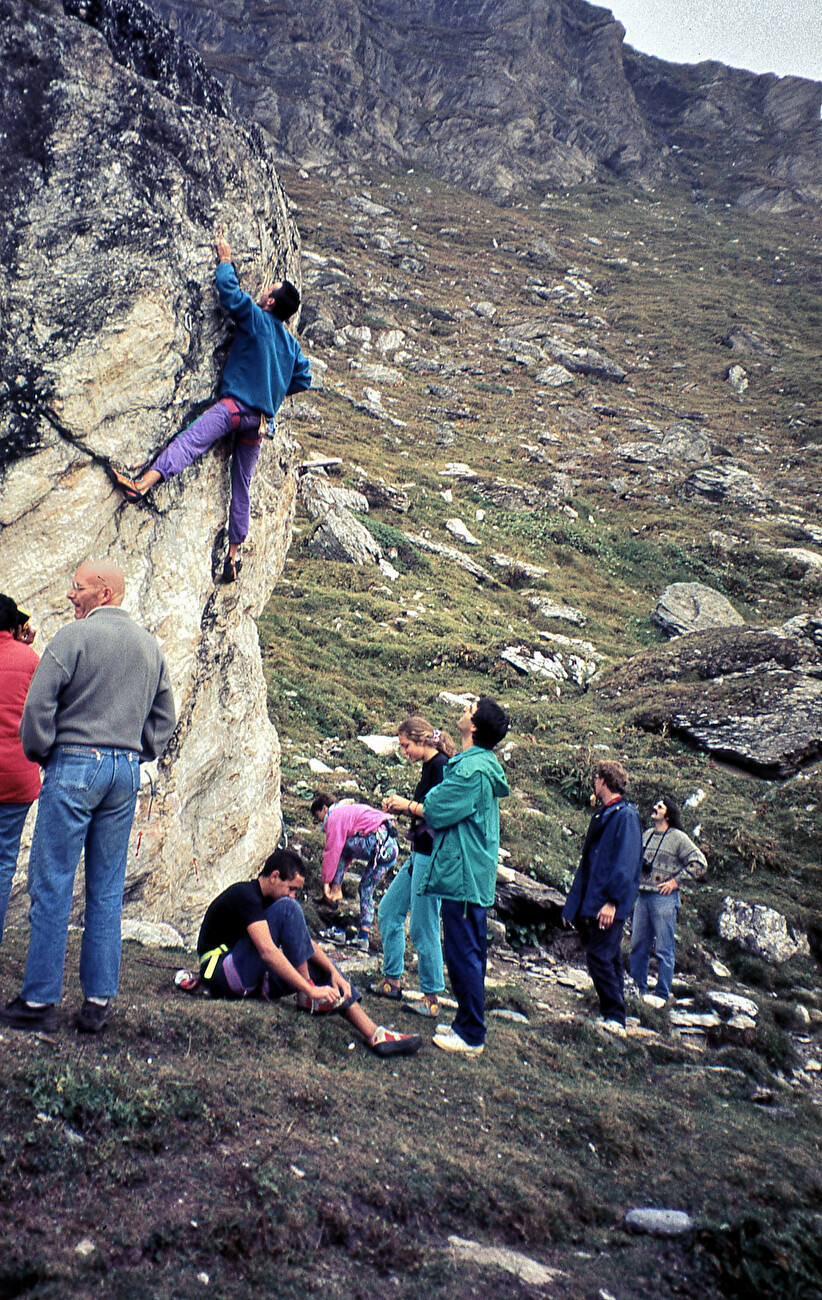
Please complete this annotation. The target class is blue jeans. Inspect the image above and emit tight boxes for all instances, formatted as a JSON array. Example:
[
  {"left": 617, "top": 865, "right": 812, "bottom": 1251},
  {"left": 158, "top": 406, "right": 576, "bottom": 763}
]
[
  {"left": 441, "top": 899, "right": 487, "bottom": 1046},
  {"left": 0, "top": 802, "right": 33, "bottom": 943},
  {"left": 630, "top": 890, "right": 680, "bottom": 999},
  {"left": 21, "top": 746, "right": 140, "bottom": 1005},
  {"left": 378, "top": 853, "right": 444, "bottom": 994}
]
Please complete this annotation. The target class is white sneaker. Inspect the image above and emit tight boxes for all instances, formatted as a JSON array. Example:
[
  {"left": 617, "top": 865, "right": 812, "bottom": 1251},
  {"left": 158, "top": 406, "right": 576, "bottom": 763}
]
[
  {"left": 597, "top": 1019, "right": 627, "bottom": 1038},
  {"left": 433, "top": 1027, "right": 484, "bottom": 1055}
]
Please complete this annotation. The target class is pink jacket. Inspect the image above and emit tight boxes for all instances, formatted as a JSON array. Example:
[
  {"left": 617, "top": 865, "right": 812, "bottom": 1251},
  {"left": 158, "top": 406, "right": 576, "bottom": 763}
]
[
  {"left": 0, "top": 631, "right": 41, "bottom": 803},
  {"left": 321, "top": 802, "right": 395, "bottom": 883}
]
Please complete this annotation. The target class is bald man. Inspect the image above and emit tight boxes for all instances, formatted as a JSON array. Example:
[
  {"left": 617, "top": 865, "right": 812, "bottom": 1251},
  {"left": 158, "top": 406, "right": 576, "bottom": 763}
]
[{"left": 0, "top": 562, "right": 175, "bottom": 1034}]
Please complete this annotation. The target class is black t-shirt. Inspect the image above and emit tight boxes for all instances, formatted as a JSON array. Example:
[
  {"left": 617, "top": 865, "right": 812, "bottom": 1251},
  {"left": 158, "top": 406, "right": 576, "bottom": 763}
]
[
  {"left": 197, "top": 880, "right": 269, "bottom": 956},
  {"left": 409, "top": 751, "right": 449, "bottom": 856}
]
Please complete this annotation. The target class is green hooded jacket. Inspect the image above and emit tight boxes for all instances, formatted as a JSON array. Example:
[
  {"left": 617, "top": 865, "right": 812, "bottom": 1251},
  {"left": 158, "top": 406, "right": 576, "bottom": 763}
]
[{"left": 417, "top": 746, "right": 510, "bottom": 907}]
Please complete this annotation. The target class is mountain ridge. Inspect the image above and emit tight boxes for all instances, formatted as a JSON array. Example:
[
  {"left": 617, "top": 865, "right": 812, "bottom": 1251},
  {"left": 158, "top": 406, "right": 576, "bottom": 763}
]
[{"left": 147, "top": 0, "right": 822, "bottom": 213}]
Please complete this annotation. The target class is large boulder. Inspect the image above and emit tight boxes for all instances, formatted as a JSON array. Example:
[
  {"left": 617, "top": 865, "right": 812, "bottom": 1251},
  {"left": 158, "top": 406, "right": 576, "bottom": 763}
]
[
  {"left": 652, "top": 583, "right": 745, "bottom": 637},
  {"left": 1, "top": 0, "right": 304, "bottom": 936},
  {"left": 597, "top": 627, "right": 822, "bottom": 776},
  {"left": 718, "top": 898, "right": 811, "bottom": 964}
]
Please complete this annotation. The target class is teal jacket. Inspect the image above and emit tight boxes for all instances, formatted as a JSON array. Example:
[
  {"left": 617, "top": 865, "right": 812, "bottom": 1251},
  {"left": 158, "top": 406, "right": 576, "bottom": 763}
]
[{"left": 418, "top": 746, "right": 510, "bottom": 907}]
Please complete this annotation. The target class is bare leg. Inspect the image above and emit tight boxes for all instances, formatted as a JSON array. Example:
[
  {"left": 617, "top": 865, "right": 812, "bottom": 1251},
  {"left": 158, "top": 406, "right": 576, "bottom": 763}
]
[{"left": 344, "top": 1001, "right": 378, "bottom": 1041}]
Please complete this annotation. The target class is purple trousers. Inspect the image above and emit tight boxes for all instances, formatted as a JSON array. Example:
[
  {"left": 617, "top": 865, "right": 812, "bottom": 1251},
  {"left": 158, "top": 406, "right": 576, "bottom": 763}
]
[{"left": 152, "top": 396, "right": 263, "bottom": 544}]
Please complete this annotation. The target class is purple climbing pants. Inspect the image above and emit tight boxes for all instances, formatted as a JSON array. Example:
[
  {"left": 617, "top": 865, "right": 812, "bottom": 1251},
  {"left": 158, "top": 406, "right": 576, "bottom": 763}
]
[{"left": 151, "top": 396, "right": 263, "bottom": 545}]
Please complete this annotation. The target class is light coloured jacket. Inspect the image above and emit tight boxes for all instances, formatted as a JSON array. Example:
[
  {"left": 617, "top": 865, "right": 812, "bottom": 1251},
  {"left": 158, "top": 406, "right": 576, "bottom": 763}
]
[{"left": 638, "top": 827, "right": 707, "bottom": 892}]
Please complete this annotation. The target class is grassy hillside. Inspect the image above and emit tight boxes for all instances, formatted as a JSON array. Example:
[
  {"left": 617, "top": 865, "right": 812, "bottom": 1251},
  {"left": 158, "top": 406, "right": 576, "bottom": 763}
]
[{"left": 265, "top": 163, "right": 822, "bottom": 942}]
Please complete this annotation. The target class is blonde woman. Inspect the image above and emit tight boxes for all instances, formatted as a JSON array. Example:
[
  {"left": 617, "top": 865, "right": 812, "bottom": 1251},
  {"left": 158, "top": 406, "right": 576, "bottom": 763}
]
[{"left": 371, "top": 716, "right": 456, "bottom": 1018}]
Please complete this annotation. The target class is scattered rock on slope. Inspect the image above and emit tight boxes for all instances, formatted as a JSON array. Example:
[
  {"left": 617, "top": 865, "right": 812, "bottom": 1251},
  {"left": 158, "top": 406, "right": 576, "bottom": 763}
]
[{"left": 652, "top": 583, "right": 745, "bottom": 637}]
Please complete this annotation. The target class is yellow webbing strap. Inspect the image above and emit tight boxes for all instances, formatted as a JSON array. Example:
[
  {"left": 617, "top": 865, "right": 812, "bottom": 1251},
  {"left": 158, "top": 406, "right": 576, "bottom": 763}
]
[{"left": 200, "top": 945, "right": 228, "bottom": 980}]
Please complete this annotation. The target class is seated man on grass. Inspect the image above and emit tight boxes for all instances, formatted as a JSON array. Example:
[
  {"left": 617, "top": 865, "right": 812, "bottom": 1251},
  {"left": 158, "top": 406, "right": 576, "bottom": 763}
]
[{"left": 194, "top": 848, "right": 422, "bottom": 1059}]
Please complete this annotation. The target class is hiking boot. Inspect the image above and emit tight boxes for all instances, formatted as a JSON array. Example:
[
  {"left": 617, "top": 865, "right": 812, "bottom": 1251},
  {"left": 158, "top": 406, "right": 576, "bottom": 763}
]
[
  {"left": 349, "top": 931, "right": 370, "bottom": 953},
  {"left": 77, "top": 999, "right": 114, "bottom": 1034},
  {"left": 369, "top": 1026, "right": 423, "bottom": 1057},
  {"left": 433, "top": 1026, "right": 484, "bottom": 1055},
  {"left": 0, "top": 997, "right": 58, "bottom": 1031}
]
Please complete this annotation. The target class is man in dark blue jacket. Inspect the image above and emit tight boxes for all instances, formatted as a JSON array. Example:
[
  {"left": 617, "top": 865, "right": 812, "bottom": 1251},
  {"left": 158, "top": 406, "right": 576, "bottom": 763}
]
[
  {"left": 112, "top": 238, "right": 311, "bottom": 582},
  {"left": 562, "top": 760, "right": 642, "bottom": 1033}
]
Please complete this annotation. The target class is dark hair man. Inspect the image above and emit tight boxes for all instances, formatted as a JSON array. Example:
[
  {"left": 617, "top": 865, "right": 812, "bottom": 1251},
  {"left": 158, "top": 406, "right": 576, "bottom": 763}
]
[
  {"left": 417, "top": 696, "right": 510, "bottom": 1056},
  {"left": 562, "top": 760, "right": 642, "bottom": 1035},
  {"left": 629, "top": 795, "right": 707, "bottom": 1002},
  {"left": 111, "top": 238, "right": 311, "bottom": 583},
  {"left": 1, "top": 562, "right": 176, "bottom": 1034},
  {"left": 194, "top": 848, "right": 422, "bottom": 1058}
]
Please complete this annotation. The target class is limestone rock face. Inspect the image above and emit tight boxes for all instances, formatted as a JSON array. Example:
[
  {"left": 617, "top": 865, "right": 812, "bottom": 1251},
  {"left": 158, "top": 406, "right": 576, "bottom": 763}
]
[
  {"left": 150, "top": 0, "right": 821, "bottom": 210},
  {"left": 597, "top": 627, "right": 822, "bottom": 777},
  {"left": 1, "top": 0, "right": 303, "bottom": 936}
]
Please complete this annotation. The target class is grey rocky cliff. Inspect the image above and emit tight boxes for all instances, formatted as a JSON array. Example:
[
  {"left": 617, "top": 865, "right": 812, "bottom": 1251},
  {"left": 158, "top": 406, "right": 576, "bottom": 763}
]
[
  {"left": 1, "top": 0, "right": 304, "bottom": 936},
  {"left": 148, "top": 0, "right": 820, "bottom": 211}
]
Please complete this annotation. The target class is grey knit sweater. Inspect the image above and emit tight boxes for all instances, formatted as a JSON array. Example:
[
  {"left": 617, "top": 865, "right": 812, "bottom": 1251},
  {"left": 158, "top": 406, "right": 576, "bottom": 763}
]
[
  {"left": 20, "top": 606, "right": 175, "bottom": 764},
  {"left": 638, "top": 827, "right": 707, "bottom": 892}
]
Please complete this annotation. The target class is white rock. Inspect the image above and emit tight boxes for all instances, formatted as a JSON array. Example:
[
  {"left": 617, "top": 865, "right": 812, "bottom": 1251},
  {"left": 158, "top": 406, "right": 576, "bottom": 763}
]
[
  {"left": 670, "top": 1010, "right": 722, "bottom": 1028},
  {"left": 487, "top": 1009, "right": 529, "bottom": 1023},
  {"left": 308, "top": 758, "right": 334, "bottom": 774},
  {"left": 121, "top": 920, "right": 185, "bottom": 948},
  {"left": 445, "top": 518, "right": 480, "bottom": 546},
  {"left": 376, "top": 329, "right": 406, "bottom": 355},
  {"left": 437, "top": 691, "right": 477, "bottom": 708},
  {"left": 438, "top": 463, "right": 478, "bottom": 479},
  {"left": 710, "top": 958, "right": 732, "bottom": 978},
  {"left": 625, "top": 1209, "right": 694, "bottom": 1237},
  {"left": 357, "top": 735, "right": 400, "bottom": 756},
  {"left": 75, "top": 1239, "right": 96, "bottom": 1258},
  {"left": 727, "top": 364, "right": 749, "bottom": 395},
  {"left": 727, "top": 1014, "right": 757, "bottom": 1031},
  {"left": 707, "top": 990, "right": 759, "bottom": 1018},
  {"left": 718, "top": 897, "right": 810, "bottom": 964},
  {"left": 536, "top": 364, "right": 574, "bottom": 386},
  {"left": 448, "top": 1236, "right": 562, "bottom": 1286}
]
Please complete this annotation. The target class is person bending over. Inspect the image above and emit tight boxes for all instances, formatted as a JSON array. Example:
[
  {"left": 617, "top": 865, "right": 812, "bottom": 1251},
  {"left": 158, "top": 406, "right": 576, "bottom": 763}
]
[{"left": 311, "top": 795, "right": 399, "bottom": 952}]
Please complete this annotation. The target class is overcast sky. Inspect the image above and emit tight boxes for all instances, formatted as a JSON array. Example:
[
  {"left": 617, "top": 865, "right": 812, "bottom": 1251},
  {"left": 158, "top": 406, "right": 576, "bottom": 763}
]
[{"left": 609, "top": 0, "right": 822, "bottom": 82}]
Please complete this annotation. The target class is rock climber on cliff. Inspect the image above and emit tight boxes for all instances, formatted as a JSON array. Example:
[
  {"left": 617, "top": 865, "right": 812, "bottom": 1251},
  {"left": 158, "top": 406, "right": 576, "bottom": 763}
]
[{"left": 110, "top": 238, "right": 311, "bottom": 583}]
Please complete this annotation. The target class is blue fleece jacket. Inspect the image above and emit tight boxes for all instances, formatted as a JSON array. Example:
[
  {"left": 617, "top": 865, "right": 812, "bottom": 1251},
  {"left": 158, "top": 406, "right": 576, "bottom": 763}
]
[
  {"left": 562, "top": 797, "right": 642, "bottom": 923},
  {"left": 215, "top": 262, "right": 311, "bottom": 417}
]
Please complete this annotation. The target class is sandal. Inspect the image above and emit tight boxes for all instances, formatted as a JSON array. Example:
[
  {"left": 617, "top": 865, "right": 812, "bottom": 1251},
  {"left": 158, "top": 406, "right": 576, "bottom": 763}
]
[
  {"left": 369, "top": 977, "right": 403, "bottom": 1000},
  {"left": 105, "top": 465, "right": 148, "bottom": 504}
]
